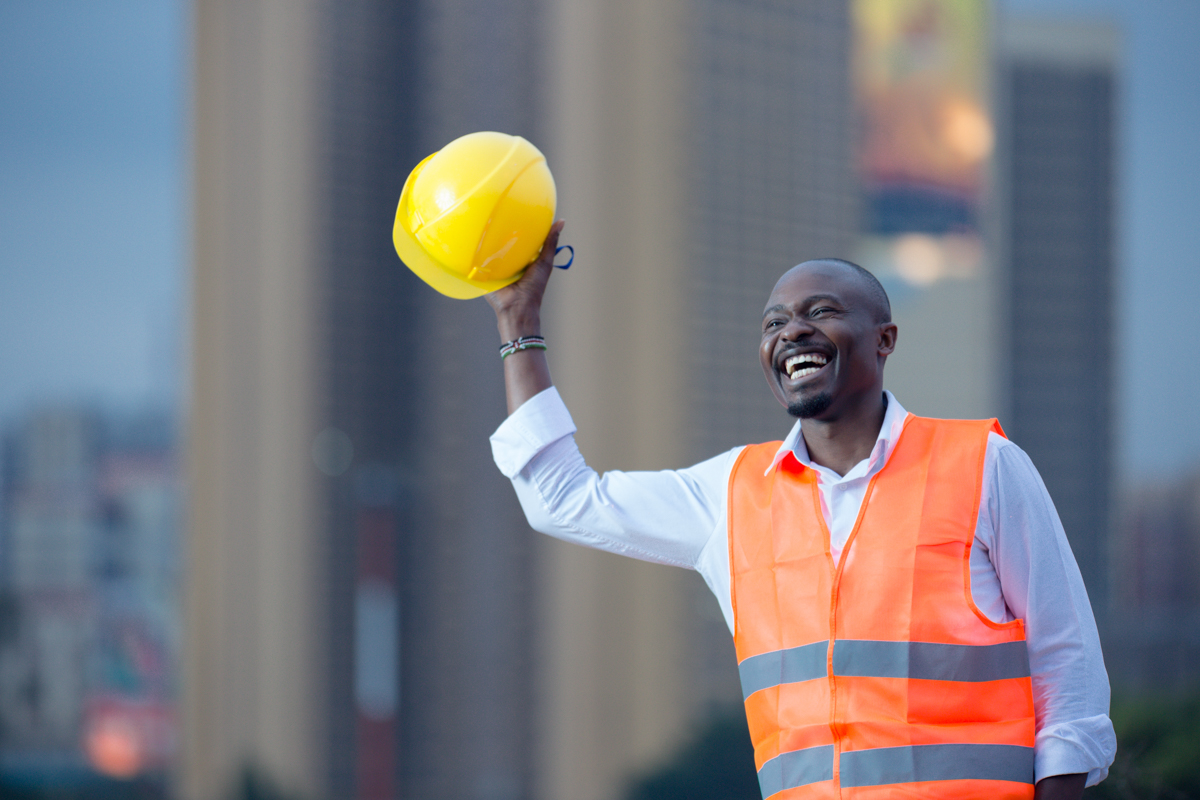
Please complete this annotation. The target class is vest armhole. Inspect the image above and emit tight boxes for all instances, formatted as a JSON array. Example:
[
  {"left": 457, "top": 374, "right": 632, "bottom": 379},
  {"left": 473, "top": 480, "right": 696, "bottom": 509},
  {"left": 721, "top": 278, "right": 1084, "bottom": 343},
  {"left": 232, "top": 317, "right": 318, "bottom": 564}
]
[
  {"left": 963, "top": 419, "right": 1024, "bottom": 632},
  {"left": 727, "top": 442, "right": 778, "bottom": 645}
]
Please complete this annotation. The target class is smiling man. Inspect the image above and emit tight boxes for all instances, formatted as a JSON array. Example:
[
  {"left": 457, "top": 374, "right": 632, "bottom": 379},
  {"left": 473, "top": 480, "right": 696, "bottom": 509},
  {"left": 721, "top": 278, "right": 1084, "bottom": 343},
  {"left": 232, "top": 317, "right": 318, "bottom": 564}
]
[{"left": 487, "top": 226, "right": 1116, "bottom": 800}]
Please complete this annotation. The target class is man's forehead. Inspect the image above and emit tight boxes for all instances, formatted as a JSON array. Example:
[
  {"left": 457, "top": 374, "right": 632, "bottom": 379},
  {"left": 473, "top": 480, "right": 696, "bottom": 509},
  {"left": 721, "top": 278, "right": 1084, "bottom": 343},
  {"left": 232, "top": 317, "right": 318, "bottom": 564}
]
[{"left": 765, "top": 261, "right": 860, "bottom": 308}]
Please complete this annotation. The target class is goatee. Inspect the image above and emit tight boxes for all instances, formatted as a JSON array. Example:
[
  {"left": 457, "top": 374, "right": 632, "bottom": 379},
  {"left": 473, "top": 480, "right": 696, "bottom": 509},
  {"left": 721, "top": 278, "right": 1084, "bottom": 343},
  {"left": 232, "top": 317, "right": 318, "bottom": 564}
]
[{"left": 788, "top": 392, "right": 833, "bottom": 419}]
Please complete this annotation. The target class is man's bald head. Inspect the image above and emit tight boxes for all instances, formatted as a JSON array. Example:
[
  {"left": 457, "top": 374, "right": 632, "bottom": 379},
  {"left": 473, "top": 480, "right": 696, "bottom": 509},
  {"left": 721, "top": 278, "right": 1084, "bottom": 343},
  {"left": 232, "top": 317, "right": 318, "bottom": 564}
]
[{"left": 779, "top": 259, "right": 892, "bottom": 324}]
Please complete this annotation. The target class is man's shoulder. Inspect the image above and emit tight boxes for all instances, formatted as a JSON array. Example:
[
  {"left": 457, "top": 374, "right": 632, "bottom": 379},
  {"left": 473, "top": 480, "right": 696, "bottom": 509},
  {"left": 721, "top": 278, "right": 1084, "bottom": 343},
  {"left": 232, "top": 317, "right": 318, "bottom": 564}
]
[
  {"left": 905, "top": 414, "right": 1006, "bottom": 439},
  {"left": 725, "top": 440, "right": 783, "bottom": 477},
  {"left": 740, "top": 439, "right": 785, "bottom": 451},
  {"left": 732, "top": 440, "right": 783, "bottom": 461},
  {"left": 907, "top": 417, "right": 1038, "bottom": 479},
  {"left": 906, "top": 413, "right": 1001, "bottom": 427}
]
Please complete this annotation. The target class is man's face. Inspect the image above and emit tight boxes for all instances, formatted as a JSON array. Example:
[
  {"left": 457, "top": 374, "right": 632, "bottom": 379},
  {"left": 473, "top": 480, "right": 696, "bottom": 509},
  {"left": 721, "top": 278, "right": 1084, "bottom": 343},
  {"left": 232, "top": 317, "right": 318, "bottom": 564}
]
[{"left": 759, "top": 263, "right": 895, "bottom": 420}]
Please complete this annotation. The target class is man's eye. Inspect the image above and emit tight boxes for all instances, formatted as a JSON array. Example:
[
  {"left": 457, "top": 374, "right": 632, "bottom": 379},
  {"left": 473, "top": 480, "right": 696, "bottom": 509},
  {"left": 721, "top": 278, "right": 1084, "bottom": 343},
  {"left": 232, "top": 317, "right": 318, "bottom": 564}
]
[
  {"left": 765, "top": 319, "right": 784, "bottom": 330},
  {"left": 811, "top": 307, "right": 835, "bottom": 317}
]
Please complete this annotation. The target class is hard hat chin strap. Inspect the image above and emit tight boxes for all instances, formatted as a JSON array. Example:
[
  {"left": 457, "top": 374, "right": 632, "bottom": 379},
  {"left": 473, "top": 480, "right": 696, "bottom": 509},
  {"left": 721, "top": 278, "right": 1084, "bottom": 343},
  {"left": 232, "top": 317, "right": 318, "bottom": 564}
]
[{"left": 554, "top": 245, "right": 574, "bottom": 270}]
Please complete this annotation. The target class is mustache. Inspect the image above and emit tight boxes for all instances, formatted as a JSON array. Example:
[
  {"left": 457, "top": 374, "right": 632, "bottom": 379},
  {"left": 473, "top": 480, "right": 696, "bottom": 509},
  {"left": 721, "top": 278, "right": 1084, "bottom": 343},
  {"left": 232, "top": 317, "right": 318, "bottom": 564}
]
[{"left": 777, "top": 340, "right": 834, "bottom": 357}]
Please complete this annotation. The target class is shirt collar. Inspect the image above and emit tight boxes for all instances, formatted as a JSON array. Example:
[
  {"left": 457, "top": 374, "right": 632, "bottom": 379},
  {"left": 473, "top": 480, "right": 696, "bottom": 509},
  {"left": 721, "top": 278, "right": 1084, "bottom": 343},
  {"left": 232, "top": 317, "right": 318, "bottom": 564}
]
[{"left": 765, "top": 390, "right": 910, "bottom": 478}]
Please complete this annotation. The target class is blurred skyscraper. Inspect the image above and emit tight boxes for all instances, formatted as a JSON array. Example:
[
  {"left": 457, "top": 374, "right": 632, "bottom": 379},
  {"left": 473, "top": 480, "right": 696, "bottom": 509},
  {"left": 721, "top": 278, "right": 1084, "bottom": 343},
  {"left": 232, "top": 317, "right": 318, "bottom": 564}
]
[
  {"left": 0, "top": 407, "right": 178, "bottom": 788},
  {"left": 995, "top": 17, "right": 1118, "bottom": 615},
  {"left": 187, "top": 1, "right": 854, "bottom": 799},
  {"left": 1110, "top": 468, "right": 1200, "bottom": 688},
  {"left": 686, "top": 0, "right": 858, "bottom": 458},
  {"left": 679, "top": 0, "right": 857, "bottom": 745},
  {"left": 0, "top": 410, "right": 99, "bottom": 765}
]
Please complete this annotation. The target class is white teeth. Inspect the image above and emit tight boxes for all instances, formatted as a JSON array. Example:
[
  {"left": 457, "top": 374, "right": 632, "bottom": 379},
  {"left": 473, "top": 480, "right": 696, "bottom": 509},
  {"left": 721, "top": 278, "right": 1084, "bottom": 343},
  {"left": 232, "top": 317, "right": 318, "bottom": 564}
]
[{"left": 784, "top": 353, "right": 829, "bottom": 378}]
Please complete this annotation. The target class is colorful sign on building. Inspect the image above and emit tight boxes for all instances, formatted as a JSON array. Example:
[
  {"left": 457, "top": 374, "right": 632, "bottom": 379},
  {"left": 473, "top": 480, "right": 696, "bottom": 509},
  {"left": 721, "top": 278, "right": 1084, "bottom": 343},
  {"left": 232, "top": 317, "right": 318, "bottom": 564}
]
[{"left": 854, "top": 0, "right": 991, "bottom": 286}]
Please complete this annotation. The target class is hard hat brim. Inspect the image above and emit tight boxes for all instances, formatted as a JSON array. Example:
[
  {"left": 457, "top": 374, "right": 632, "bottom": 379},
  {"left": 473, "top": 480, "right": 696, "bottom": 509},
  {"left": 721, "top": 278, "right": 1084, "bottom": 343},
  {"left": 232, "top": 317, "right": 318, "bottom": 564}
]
[{"left": 392, "top": 154, "right": 525, "bottom": 300}]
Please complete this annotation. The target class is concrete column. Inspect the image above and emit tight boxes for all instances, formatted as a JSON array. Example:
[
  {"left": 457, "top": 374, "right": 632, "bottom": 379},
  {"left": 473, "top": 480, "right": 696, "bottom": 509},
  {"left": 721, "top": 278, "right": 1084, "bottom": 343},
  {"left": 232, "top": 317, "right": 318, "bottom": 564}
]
[
  {"left": 536, "top": 1, "right": 694, "bottom": 798},
  {"left": 184, "top": 2, "right": 326, "bottom": 797}
]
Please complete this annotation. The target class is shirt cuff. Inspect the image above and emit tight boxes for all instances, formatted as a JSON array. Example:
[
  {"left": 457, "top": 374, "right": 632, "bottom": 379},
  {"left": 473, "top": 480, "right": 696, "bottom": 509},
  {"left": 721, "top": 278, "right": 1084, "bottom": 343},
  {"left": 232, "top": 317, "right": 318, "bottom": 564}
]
[
  {"left": 1034, "top": 715, "right": 1117, "bottom": 787},
  {"left": 490, "top": 386, "right": 578, "bottom": 478}
]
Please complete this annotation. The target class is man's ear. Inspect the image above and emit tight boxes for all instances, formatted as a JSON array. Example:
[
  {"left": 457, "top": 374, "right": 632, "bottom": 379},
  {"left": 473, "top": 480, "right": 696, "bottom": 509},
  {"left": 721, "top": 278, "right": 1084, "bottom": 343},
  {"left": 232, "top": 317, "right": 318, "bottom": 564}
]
[{"left": 877, "top": 322, "right": 897, "bottom": 356}]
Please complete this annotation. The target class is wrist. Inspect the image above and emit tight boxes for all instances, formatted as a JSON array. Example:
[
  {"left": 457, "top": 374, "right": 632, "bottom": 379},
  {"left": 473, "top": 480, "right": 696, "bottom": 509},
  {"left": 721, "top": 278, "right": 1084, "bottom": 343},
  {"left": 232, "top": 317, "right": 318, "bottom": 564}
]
[{"left": 496, "top": 309, "right": 542, "bottom": 342}]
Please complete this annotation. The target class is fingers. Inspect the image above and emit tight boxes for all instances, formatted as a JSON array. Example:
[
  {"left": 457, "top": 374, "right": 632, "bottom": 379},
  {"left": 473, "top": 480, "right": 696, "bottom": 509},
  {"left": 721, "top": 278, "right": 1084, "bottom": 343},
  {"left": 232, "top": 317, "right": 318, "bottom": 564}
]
[
  {"left": 485, "top": 219, "right": 566, "bottom": 312},
  {"left": 523, "top": 219, "right": 566, "bottom": 287},
  {"left": 538, "top": 219, "right": 565, "bottom": 265}
]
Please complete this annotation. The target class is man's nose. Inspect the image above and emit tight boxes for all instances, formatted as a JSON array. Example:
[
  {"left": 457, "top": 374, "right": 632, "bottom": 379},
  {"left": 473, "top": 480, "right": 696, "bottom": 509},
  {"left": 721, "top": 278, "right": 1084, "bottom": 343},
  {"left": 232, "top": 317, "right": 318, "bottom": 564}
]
[{"left": 781, "top": 316, "right": 815, "bottom": 340}]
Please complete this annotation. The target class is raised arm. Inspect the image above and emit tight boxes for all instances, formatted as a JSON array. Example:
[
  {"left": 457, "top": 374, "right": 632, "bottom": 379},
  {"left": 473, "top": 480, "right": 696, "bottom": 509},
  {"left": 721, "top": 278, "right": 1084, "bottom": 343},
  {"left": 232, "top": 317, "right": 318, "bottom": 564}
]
[
  {"left": 484, "top": 220, "right": 736, "bottom": 583},
  {"left": 486, "top": 220, "right": 564, "bottom": 414}
]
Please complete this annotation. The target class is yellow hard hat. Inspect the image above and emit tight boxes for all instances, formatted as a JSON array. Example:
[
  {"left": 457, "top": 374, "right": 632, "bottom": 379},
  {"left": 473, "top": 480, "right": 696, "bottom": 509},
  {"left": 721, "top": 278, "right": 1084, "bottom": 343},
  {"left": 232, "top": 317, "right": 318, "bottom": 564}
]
[{"left": 392, "top": 131, "right": 557, "bottom": 299}]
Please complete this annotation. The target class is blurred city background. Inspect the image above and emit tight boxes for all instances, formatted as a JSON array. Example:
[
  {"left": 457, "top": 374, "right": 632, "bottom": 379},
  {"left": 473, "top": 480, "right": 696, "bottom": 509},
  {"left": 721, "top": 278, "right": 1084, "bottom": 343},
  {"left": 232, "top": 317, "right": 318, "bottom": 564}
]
[{"left": 1, "top": 0, "right": 1198, "bottom": 798}]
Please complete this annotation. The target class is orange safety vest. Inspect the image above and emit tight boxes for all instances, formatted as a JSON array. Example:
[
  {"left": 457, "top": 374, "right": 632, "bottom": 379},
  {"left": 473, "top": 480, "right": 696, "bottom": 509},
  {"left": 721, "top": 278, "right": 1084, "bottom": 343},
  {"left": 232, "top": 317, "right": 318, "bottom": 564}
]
[{"left": 729, "top": 416, "right": 1036, "bottom": 799}]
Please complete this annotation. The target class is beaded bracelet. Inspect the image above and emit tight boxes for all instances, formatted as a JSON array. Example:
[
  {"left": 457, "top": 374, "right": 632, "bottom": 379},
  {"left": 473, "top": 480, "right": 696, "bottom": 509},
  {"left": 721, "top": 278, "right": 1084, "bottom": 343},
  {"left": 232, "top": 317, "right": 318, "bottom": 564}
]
[{"left": 499, "top": 335, "right": 547, "bottom": 360}]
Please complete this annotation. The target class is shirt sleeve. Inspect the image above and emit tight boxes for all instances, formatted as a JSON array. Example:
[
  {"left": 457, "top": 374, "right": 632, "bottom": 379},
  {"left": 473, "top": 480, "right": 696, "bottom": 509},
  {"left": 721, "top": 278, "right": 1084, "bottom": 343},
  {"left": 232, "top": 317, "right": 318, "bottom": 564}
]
[
  {"left": 978, "top": 433, "right": 1117, "bottom": 786},
  {"left": 489, "top": 386, "right": 737, "bottom": 569}
]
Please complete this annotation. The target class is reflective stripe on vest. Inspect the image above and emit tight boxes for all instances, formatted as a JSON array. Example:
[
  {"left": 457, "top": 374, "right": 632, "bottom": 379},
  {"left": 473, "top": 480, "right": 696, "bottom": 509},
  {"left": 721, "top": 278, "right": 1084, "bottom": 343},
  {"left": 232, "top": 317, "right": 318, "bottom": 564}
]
[
  {"left": 840, "top": 743, "right": 1035, "bottom": 788},
  {"left": 756, "top": 743, "right": 1036, "bottom": 796},
  {"left": 740, "top": 639, "right": 1032, "bottom": 699},
  {"left": 758, "top": 745, "right": 835, "bottom": 796},
  {"left": 729, "top": 416, "right": 1037, "bottom": 799}
]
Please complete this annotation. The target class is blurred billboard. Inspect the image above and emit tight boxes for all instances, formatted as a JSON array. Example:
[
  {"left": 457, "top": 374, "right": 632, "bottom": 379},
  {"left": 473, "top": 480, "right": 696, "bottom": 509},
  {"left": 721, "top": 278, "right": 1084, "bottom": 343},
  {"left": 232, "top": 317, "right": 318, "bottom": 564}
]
[
  {"left": 854, "top": 0, "right": 991, "bottom": 283},
  {"left": 852, "top": 0, "right": 998, "bottom": 420}
]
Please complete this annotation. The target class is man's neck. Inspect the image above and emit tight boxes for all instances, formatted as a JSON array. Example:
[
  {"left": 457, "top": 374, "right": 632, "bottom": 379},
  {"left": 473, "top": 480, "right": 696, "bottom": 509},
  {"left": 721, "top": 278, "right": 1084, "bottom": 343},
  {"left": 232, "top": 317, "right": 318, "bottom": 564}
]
[{"left": 799, "top": 390, "right": 888, "bottom": 477}]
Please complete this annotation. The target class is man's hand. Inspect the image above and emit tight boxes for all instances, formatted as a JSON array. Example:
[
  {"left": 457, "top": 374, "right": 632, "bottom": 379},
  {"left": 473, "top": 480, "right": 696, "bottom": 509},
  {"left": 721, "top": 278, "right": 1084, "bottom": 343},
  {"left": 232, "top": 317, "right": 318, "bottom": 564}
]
[
  {"left": 487, "top": 219, "right": 563, "bottom": 331},
  {"left": 1034, "top": 773, "right": 1086, "bottom": 800},
  {"left": 486, "top": 220, "right": 565, "bottom": 414}
]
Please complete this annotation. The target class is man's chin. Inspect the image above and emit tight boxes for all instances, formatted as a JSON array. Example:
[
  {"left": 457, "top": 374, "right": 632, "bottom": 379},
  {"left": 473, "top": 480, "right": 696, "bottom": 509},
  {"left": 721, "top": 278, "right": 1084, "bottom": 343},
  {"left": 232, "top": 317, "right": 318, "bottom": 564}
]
[{"left": 787, "top": 391, "right": 833, "bottom": 419}]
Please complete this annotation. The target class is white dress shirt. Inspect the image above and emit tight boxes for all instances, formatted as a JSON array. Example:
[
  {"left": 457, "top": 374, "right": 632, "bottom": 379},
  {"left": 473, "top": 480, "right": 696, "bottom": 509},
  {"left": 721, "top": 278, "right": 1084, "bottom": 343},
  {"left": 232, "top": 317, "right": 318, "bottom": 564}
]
[{"left": 491, "top": 386, "right": 1117, "bottom": 786}]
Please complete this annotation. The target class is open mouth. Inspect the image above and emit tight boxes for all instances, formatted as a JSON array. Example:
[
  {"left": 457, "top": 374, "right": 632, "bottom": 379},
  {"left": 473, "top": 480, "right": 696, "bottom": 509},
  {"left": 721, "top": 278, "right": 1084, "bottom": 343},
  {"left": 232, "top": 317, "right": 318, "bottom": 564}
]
[{"left": 782, "top": 352, "right": 829, "bottom": 381}]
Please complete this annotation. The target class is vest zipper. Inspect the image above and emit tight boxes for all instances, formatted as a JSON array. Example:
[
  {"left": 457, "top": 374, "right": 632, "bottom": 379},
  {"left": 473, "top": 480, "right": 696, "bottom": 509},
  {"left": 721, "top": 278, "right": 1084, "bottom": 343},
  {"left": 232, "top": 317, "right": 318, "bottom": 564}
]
[{"left": 819, "top": 473, "right": 882, "bottom": 798}]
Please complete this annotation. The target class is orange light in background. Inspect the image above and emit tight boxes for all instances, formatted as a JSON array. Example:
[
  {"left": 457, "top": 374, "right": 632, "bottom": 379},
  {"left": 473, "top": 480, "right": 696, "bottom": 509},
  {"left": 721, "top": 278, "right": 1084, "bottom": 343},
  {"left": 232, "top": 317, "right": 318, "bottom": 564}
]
[
  {"left": 941, "top": 97, "right": 994, "bottom": 163},
  {"left": 85, "top": 715, "right": 144, "bottom": 778},
  {"left": 83, "top": 697, "right": 176, "bottom": 777},
  {"left": 893, "top": 233, "right": 945, "bottom": 285}
]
